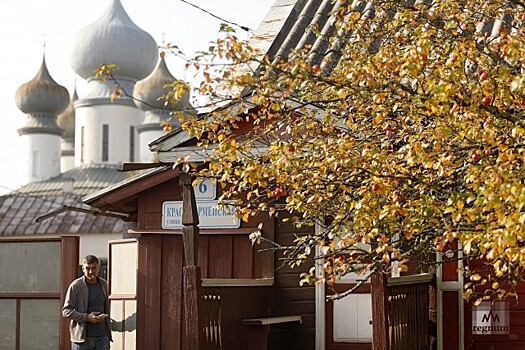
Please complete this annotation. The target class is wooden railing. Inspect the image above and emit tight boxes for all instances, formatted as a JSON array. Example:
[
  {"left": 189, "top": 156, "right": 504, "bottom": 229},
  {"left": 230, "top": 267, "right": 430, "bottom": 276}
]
[
  {"left": 387, "top": 273, "right": 435, "bottom": 350},
  {"left": 203, "top": 288, "right": 222, "bottom": 350}
]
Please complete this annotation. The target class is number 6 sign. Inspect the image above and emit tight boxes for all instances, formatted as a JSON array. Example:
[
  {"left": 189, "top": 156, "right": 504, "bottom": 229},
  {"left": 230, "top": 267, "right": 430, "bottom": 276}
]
[{"left": 194, "top": 178, "right": 216, "bottom": 200}]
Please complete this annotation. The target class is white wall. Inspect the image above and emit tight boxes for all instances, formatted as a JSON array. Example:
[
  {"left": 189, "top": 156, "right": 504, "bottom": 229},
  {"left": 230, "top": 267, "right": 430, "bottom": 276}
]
[
  {"left": 20, "top": 133, "right": 61, "bottom": 185},
  {"left": 74, "top": 104, "right": 144, "bottom": 166},
  {"left": 138, "top": 129, "right": 162, "bottom": 163},
  {"left": 78, "top": 233, "right": 123, "bottom": 263},
  {"left": 60, "top": 139, "right": 74, "bottom": 173},
  {"left": 60, "top": 155, "right": 74, "bottom": 173}
]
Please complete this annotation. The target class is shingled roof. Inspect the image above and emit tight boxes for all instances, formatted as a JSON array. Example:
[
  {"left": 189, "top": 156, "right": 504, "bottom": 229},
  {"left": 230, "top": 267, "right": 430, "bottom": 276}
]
[
  {"left": 0, "top": 192, "right": 124, "bottom": 236},
  {"left": 0, "top": 164, "right": 130, "bottom": 236},
  {"left": 255, "top": 0, "right": 343, "bottom": 68},
  {"left": 254, "top": 0, "right": 513, "bottom": 72},
  {"left": 18, "top": 164, "right": 130, "bottom": 196}
]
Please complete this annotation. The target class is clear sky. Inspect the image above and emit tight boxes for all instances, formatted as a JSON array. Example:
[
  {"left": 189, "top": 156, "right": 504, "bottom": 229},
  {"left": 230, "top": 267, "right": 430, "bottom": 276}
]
[{"left": 0, "top": 0, "right": 274, "bottom": 192}]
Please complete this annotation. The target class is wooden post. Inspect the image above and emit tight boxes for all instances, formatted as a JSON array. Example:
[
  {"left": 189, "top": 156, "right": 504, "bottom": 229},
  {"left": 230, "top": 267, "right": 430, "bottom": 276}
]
[
  {"left": 371, "top": 271, "right": 390, "bottom": 350},
  {"left": 60, "top": 236, "right": 80, "bottom": 350},
  {"left": 179, "top": 172, "right": 205, "bottom": 350}
]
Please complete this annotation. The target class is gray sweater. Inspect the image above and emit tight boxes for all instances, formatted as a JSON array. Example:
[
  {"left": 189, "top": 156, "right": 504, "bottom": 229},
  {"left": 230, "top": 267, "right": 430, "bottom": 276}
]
[{"left": 62, "top": 276, "right": 112, "bottom": 343}]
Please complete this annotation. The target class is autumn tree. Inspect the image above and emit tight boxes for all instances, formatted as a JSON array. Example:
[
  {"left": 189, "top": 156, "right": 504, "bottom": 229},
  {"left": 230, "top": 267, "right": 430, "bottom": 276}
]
[
  {"left": 166, "top": 0, "right": 525, "bottom": 302},
  {"left": 102, "top": 0, "right": 525, "bottom": 302}
]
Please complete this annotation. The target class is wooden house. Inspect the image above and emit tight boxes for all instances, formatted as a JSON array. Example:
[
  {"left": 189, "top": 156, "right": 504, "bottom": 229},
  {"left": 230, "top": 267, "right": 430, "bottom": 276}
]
[
  {"left": 83, "top": 165, "right": 316, "bottom": 350},
  {"left": 82, "top": 111, "right": 440, "bottom": 350},
  {"left": 82, "top": 124, "right": 440, "bottom": 350},
  {"left": 81, "top": 132, "right": 525, "bottom": 350}
]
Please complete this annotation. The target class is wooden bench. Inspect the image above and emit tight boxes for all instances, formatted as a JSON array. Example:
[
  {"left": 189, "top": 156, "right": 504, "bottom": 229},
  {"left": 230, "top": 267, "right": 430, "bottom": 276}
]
[{"left": 242, "top": 316, "right": 302, "bottom": 350}]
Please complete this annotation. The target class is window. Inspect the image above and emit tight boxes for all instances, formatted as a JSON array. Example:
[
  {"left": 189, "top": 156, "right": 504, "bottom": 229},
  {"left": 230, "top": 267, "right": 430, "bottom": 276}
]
[
  {"left": 0, "top": 241, "right": 62, "bottom": 349},
  {"left": 129, "top": 126, "right": 135, "bottom": 162},
  {"left": 102, "top": 124, "right": 109, "bottom": 162},
  {"left": 109, "top": 241, "right": 138, "bottom": 348},
  {"left": 80, "top": 126, "right": 85, "bottom": 163},
  {"left": 32, "top": 151, "right": 40, "bottom": 177}
]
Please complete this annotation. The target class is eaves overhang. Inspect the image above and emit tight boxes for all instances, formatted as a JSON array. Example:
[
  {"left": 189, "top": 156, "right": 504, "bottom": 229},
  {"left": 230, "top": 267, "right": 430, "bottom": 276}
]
[{"left": 82, "top": 165, "right": 176, "bottom": 211}]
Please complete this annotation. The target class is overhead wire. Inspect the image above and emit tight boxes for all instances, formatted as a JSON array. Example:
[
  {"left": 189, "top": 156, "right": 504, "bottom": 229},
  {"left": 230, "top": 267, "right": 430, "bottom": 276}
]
[{"left": 179, "top": 0, "right": 253, "bottom": 33}]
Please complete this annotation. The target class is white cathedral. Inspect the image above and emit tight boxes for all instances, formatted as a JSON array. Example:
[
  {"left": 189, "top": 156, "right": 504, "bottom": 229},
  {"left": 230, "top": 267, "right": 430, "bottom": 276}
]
[
  {"left": 14, "top": 0, "right": 194, "bottom": 187},
  {"left": 0, "top": 0, "right": 195, "bottom": 264}
]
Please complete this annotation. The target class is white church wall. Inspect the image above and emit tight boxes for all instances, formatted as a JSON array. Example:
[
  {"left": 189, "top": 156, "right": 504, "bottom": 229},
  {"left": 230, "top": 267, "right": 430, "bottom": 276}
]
[
  {"left": 74, "top": 104, "right": 144, "bottom": 166},
  {"left": 138, "top": 129, "right": 162, "bottom": 163},
  {"left": 60, "top": 139, "right": 74, "bottom": 173},
  {"left": 20, "top": 134, "right": 61, "bottom": 185},
  {"left": 60, "top": 155, "right": 74, "bottom": 173}
]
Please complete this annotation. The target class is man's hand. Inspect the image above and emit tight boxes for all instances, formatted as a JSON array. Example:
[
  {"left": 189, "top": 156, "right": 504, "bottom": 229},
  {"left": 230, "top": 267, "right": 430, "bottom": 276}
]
[{"left": 86, "top": 312, "right": 106, "bottom": 323}]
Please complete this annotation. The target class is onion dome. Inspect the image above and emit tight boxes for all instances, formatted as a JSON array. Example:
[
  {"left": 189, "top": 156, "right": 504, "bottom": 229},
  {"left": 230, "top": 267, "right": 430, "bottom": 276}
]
[
  {"left": 70, "top": 0, "right": 158, "bottom": 81},
  {"left": 134, "top": 54, "right": 191, "bottom": 111},
  {"left": 15, "top": 56, "right": 69, "bottom": 115},
  {"left": 57, "top": 89, "right": 77, "bottom": 139}
]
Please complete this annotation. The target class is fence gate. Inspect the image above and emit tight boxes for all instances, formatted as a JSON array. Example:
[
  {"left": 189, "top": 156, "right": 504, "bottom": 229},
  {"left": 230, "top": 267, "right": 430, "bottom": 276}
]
[{"left": 387, "top": 274, "right": 436, "bottom": 350}]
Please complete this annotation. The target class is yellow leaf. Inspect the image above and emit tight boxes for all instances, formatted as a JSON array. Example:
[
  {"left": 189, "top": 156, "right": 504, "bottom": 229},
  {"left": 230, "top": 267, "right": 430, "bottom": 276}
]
[{"left": 470, "top": 274, "right": 481, "bottom": 282}]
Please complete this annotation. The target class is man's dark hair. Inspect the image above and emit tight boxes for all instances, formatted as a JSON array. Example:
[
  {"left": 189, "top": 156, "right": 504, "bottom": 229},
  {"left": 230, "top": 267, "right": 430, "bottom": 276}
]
[{"left": 82, "top": 255, "right": 100, "bottom": 265}]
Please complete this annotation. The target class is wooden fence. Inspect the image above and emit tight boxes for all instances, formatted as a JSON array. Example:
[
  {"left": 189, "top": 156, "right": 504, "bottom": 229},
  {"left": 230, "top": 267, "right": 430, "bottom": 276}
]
[
  {"left": 387, "top": 274, "right": 436, "bottom": 350},
  {"left": 203, "top": 276, "right": 435, "bottom": 350}
]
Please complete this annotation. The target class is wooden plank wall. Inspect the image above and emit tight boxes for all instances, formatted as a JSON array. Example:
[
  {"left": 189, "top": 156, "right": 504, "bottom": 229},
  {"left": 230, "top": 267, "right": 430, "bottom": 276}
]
[
  {"left": 134, "top": 177, "right": 316, "bottom": 349},
  {"left": 137, "top": 235, "right": 164, "bottom": 350},
  {"left": 273, "top": 219, "right": 316, "bottom": 350},
  {"left": 60, "top": 236, "right": 80, "bottom": 350},
  {"left": 136, "top": 226, "right": 315, "bottom": 350},
  {"left": 136, "top": 233, "right": 275, "bottom": 350},
  {"left": 219, "top": 286, "right": 272, "bottom": 349},
  {"left": 137, "top": 179, "right": 272, "bottom": 279},
  {"left": 139, "top": 177, "right": 181, "bottom": 231},
  {"left": 161, "top": 235, "right": 184, "bottom": 348},
  {"left": 200, "top": 234, "right": 262, "bottom": 278}
]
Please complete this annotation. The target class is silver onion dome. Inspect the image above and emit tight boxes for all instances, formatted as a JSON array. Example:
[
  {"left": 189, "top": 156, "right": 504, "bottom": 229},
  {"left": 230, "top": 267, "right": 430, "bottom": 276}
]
[
  {"left": 134, "top": 54, "right": 191, "bottom": 111},
  {"left": 70, "top": 0, "right": 158, "bottom": 82},
  {"left": 15, "top": 56, "right": 69, "bottom": 115},
  {"left": 57, "top": 89, "right": 77, "bottom": 139}
]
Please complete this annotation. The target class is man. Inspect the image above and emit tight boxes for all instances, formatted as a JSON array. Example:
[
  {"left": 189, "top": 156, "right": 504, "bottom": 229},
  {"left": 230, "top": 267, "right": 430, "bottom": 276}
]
[{"left": 63, "top": 255, "right": 112, "bottom": 349}]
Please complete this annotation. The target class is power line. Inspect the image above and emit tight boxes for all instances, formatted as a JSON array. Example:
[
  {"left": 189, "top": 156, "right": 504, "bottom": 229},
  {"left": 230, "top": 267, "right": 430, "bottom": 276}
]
[{"left": 179, "top": 0, "right": 253, "bottom": 33}]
